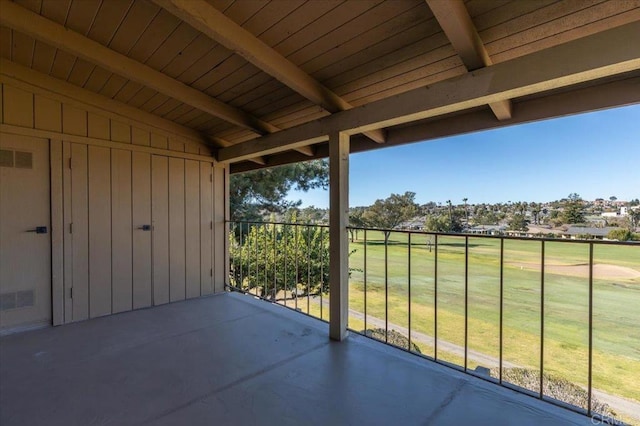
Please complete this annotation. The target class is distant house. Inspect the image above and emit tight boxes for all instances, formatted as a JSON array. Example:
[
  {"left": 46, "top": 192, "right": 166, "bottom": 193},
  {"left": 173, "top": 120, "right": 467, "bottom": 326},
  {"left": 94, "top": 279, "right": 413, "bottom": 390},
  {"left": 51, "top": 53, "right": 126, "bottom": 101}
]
[
  {"left": 562, "top": 226, "right": 621, "bottom": 240},
  {"left": 602, "top": 207, "right": 628, "bottom": 217},
  {"left": 398, "top": 217, "right": 426, "bottom": 230},
  {"left": 465, "top": 225, "right": 507, "bottom": 235}
]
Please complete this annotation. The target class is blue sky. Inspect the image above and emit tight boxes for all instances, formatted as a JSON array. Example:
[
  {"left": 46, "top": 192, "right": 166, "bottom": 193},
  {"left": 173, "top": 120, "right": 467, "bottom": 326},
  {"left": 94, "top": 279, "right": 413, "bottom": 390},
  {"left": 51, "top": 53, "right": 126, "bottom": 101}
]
[{"left": 287, "top": 104, "right": 640, "bottom": 208}]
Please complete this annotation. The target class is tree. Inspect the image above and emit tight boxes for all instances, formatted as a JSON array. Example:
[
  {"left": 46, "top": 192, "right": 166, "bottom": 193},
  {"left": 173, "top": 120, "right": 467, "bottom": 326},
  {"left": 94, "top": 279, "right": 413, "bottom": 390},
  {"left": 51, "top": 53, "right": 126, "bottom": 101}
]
[
  {"left": 508, "top": 213, "right": 529, "bottom": 231},
  {"left": 609, "top": 196, "right": 617, "bottom": 202},
  {"left": 462, "top": 197, "right": 469, "bottom": 223},
  {"left": 230, "top": 216, "right": 329, "bottom": 299},
  {"left": 299, "top": 205, "right": 327, "bottom": 223},
  {"left": 425, "top": 210, "right": 463, "bottom": 233},
  {"left": 606, "top": 228, "right": 638, "bottom": 241},
  {"left": 530, "top": 203, "right": 541, "bottom": 225},
  {"left": 348, "top": 207, "right": 367, "bottom": 242},
  {"left": 629, "top": 208, "right": 640, "bottom": 228},
  {"left": 230, "top": 160, "right": 328, "bottom": 220},
  {"left": 363, "top": 192, "right": 419, "bottom": 242},
  {"left": 473, "top": 208, "right": 498, "bottom": 226},
  {"left": 561, "top": 193, "right": 586, "bottom": 225}
]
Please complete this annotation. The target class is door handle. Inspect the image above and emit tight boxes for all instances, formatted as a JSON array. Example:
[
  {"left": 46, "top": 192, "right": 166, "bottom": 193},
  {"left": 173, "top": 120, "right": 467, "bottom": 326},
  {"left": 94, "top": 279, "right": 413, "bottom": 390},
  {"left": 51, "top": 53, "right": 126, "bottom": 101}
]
[
  {"left": 137, "top": 225, "right": 152, "bottom": 231},
  {"left": 26, "top": 226, "right": 48, "bottom": 234}
]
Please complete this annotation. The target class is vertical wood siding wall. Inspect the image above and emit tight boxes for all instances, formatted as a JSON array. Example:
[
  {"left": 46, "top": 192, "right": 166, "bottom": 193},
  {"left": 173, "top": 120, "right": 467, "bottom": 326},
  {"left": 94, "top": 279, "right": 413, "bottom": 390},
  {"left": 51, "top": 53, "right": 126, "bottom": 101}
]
[{"left": 0, "top": 81, "right": 227, "bottom": 326}]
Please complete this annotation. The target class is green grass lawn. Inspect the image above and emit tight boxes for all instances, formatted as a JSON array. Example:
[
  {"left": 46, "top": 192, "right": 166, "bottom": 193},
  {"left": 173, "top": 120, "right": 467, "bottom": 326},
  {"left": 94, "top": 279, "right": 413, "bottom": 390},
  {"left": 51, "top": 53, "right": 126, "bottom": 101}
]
[{"left": 346, "top": 231, "right": 640, "bottom": 407}]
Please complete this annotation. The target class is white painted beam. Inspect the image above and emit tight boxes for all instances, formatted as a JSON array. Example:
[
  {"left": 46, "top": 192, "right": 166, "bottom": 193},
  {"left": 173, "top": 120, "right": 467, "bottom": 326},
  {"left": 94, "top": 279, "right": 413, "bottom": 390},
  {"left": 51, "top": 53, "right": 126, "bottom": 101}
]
[
  {"left": 426, "top": 0, "right": 512, "bottom": 120},
  {"left": 153, "top": 0, "right": 386, "bottom": 144},
  {"left": 218, "top": 21, "right": 640, "bottom": 163},
  {"left": 329, "top": 132, "right": 349, "bottom": 341}
]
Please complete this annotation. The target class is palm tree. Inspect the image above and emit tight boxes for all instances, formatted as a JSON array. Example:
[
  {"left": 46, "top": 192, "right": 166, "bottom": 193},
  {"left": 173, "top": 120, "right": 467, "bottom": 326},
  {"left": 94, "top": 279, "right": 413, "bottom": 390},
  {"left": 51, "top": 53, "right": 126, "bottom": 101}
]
[
  {"left": 530, "top": 203, "right": 541, "bottom": 225},
  {"left": 462, "top": 198, "right": 469, "bottom": 223}
]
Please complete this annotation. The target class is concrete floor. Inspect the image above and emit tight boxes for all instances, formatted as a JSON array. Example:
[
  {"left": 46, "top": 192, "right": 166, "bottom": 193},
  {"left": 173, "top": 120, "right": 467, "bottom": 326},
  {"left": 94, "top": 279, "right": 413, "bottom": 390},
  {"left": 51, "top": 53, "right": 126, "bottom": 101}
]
[{"left": 1, "top": 292, "right": 592, "bottom": 426}]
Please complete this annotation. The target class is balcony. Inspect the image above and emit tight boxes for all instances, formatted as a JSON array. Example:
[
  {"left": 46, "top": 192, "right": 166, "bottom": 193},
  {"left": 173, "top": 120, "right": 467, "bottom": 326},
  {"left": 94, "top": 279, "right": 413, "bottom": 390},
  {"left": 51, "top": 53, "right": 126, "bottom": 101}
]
[
  {"left": 1, "top": 291, "right": 596, "bottom": 425},
  {"left": 229, "top": 221, "right": 640, "bottom": 425},
  {"left": 1, "top": 1, "right": 639, "bottom": 424}
]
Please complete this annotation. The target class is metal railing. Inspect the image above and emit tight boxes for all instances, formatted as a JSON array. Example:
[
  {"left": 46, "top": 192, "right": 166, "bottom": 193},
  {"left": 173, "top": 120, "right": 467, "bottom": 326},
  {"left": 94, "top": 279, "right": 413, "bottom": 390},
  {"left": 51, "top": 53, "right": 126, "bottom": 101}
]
[
  {"left": 346, "top": 226, "right": 638, "bottom": 424},
  {"left": 227, "top": 221, "right": 330, "bottom": 322},
  {"left": 228, "top": 221, "right": 639, "bottom": 424}
]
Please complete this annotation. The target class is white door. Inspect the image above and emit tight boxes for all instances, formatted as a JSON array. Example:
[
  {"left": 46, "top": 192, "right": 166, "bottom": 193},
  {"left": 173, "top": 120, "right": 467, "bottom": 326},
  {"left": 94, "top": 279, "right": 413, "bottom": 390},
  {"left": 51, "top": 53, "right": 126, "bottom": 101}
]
[{"left": 0, "top": 134, "right": 51, "bottom": 332}]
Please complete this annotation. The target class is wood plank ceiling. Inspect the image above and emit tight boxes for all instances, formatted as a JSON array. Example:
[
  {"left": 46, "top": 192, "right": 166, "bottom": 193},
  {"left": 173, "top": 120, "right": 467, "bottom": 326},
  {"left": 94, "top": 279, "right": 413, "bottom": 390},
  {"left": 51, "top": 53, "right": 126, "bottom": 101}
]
[{"left": 1, "top": 0, "right": 639, "bottom": 171}]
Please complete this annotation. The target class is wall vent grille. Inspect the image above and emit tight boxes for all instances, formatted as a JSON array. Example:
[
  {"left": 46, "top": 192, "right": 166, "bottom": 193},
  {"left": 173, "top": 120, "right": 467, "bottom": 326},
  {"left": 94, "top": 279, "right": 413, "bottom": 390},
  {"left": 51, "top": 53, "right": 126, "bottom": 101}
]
[
  {"left": 0, "top": 290, "right": 35, "bottom": 311},
  {"left": 0, "top": 149, "right": 13, "bottom": 167},
  {"left": 15, "top": 151, "right": 33, "bottom": 169},
  {"left": 0, "top": 150, "right": 33, "bottom": 169}
]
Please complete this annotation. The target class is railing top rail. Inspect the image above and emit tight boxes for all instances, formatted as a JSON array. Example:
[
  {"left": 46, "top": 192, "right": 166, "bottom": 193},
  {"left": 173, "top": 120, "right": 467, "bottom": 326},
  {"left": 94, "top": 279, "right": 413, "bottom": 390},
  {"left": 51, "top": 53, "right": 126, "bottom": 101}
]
[
  {"left": 228, "top": 220, "right": 330, "bottom": 228},
  {"left": 228, "top": 220, "right": 639, "bottom": 246},
  {"left": 344, "top": 225, "right": 639, "bottom": 246}
]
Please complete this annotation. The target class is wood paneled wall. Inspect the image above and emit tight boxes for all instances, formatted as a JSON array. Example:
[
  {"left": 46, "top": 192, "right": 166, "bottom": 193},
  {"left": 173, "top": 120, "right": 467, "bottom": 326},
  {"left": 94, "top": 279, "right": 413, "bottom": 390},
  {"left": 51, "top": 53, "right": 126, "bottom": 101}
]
[
  {"left": 0, "top": 80, "right": 228, "bottom": 326},
  {"left": 64, "top": 143, "right": 216, "bottom": 321},
  {"left": 0, "top": 81, "right": 208, "bottom": 156}
]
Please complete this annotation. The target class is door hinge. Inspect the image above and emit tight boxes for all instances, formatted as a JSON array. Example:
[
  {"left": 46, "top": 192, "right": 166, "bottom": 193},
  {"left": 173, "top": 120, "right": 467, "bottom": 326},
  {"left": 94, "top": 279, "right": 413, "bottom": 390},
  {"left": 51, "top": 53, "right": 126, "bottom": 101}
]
[
  {"left": 70, "top": 287, "right": 73, "bottom": 298},
  {"left": 210, "top": 173, "right": 213, "bottom": 182},
  {"left": 69, "top": 222, "right": 73, "bottom": 234},
  {"left": 68, "top": 157, "right": 72, "bottom": 169},
  {"left": 210, "top": 268, "right": 213, "bottom": 277},
  {"left": 210, "top": 221, "right": 213, "bottom": 230}
]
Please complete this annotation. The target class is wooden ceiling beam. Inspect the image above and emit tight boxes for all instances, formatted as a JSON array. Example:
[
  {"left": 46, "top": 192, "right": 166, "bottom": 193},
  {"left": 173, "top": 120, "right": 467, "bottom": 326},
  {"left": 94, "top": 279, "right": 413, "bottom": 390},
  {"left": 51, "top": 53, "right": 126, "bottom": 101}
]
[
  {"left": 218, "top": 21, "right": 640, "bottom": 162},
  {"left": 0, "top": 0, "right": 273, "bottom": 134},
  {"left": 153, "top": 0, "right": 386, "bottom": 144},
  {"left": 426, "top": 0, "right": 512, "bottom": 120},
  {"left": 231, "top": 74, "right": 640, "bottom": 173},
  {"left": 0, "top": 1, "right": 314, "bottom": 161},
  {"left": 208, "top": 135, "right": 266, "bottom": 165},
  {"left": 248, "top": 156, "right": 267, "bottom": 166}
]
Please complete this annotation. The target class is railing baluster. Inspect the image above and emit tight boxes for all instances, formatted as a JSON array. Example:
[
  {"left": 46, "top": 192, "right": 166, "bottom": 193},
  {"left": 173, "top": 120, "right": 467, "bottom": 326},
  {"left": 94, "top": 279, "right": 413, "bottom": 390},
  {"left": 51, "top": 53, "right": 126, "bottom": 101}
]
[
  {"left": 435, "top": 234, "right": 438, "bottom": 360},
  {"left": 408, "top": 232, "right": 412, "bottom": 351},
  {"left": 295, "top": 225, "right": 299, "bottom": 310},
  {"left": 540, "top": 240, "right": 545, "bottom": 399},
  {"left": 232, "top": 221, "right": 236, "bottom": 289},
  {"left": 307, "top": 225, "right": 311, "bottom": 315},
  {"left": 588, "top": 242, "right": 594, "bottom": 416},
  {"left": 264, "top": 223, "right": 268, "bottom": 300},
  {"left": 364, "top": 229, "right": 367, "bottom": 332},
  {"left": 465, "top": 235, "right": 469, "bottom": 372},
  {"left": 255, "top": 223, "right": 259, "bottom": 296},
  {"left": 283, "top": 225, "right": 287, "bottom": 307},
  {"left": 385, "top": 231, "right": 389, "bottom": 343},
  {"left": 273, "top": 223, "right": 277, "bottom": 302},
  {"left": 320, "top": 226, "right": 324, "bottom": 320},
  {"left": 239, "top": 222, "right": 243, "bottom": 290},
  {"left": 499, "top": 238, "right": 504, "bottom": 384}
]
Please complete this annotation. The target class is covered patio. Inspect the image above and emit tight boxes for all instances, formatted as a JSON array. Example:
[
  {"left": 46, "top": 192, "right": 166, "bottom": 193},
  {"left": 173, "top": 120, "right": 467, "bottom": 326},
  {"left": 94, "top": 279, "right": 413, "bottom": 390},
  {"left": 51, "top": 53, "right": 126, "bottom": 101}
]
[
  {"left": 1, "top": 292, "right": 591, "bottom": 425},
  {"left": 1, "top": 0, "right": 639, "bottom": 423}
]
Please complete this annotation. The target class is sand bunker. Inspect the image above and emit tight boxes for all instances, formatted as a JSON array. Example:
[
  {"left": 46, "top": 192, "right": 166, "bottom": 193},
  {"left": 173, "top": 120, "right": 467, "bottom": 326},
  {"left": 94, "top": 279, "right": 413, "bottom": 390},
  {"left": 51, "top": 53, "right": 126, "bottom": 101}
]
[{"left": 509, "top": 263, "right": 640, "bottom": 279}]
